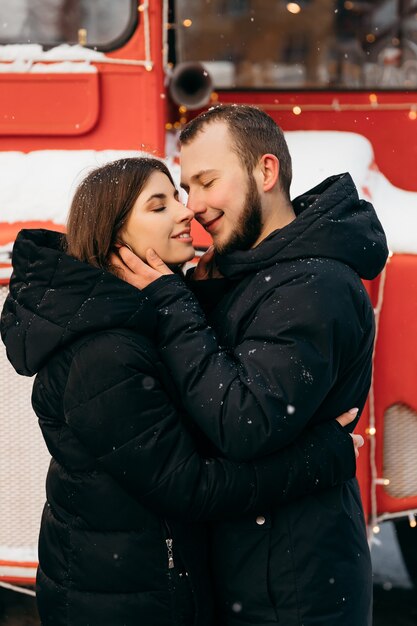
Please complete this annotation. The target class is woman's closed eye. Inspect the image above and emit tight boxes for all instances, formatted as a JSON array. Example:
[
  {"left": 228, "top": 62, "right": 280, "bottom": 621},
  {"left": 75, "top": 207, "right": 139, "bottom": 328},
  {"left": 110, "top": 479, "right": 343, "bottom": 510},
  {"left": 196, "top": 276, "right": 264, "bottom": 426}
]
[{"left": 152, "top": 206, "right": 166, "bottom": 213}]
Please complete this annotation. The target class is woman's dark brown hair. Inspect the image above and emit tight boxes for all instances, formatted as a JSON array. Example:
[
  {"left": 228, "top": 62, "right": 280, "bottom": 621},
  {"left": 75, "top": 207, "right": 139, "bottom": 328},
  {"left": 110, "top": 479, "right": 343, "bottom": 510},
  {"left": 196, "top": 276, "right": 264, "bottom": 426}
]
[{"left": 66, "top": 157, "right": 175, "bottom": 271}]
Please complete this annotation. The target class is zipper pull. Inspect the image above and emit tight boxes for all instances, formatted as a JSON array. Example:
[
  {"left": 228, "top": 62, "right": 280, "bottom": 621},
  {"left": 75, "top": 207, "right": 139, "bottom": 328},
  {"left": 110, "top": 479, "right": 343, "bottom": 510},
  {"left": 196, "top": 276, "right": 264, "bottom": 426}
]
[{"left": 165, "top": 538, "right": 175, "bottom": 569}]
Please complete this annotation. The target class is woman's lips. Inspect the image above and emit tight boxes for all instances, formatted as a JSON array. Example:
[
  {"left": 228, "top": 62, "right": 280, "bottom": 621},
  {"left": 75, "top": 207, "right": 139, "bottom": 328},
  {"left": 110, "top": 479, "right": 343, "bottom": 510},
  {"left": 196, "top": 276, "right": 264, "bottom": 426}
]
[{"left": 172, "top": 231, "right": 193, "bottom": 243}]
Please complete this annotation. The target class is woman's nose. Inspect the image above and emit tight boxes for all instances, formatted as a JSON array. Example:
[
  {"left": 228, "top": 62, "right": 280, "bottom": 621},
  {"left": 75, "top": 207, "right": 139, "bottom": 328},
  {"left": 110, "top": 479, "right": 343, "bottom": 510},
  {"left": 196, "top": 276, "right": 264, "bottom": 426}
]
[{"left": 176, "top": 200, "right": 194, "bottom": 222}]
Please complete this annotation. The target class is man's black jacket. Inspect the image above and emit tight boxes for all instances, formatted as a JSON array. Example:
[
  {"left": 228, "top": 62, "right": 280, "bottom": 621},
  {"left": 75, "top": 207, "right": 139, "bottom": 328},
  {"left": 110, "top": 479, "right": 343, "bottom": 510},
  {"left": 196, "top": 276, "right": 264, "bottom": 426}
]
[{"left": 142, "top": 173, "right": 389, "bottom": 626}]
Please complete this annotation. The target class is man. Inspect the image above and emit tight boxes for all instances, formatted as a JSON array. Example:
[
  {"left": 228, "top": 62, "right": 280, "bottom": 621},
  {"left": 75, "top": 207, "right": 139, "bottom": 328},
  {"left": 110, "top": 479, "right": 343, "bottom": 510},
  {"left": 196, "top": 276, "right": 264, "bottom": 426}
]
[{"left": 113, "top": 105, "right": 388, "bottom": 625}]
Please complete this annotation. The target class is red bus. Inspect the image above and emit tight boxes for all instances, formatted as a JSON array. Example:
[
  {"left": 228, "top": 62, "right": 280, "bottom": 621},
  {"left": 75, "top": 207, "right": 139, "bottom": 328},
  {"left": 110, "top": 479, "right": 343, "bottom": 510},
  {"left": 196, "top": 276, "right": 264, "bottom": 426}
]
[{"left": 1, "top": 0, "right": 417, "bottom": 589}]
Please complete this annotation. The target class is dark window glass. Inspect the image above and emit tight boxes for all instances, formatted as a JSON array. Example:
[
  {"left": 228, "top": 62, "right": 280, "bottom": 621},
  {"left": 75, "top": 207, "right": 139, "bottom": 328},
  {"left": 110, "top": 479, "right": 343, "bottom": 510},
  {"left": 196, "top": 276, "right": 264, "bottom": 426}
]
[
  {"left": 0, "top": 0, "right": 137, "bottom": 51},
  {"left": 174, "top": 0, "right": 417, "bottom": 90}
]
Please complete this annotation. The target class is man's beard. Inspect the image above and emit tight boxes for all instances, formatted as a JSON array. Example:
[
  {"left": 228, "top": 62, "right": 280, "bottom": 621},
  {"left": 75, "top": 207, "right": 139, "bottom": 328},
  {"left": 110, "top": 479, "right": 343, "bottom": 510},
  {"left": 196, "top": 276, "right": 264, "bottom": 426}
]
[{"left": 216, "top": 174, "right": 263, "bottom": 255}]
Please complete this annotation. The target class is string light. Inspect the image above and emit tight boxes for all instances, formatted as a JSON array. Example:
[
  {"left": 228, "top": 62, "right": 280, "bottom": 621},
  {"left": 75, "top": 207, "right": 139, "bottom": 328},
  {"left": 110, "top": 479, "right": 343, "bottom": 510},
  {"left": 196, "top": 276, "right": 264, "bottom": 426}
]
[
  {"left": 369, "top": 93, "right": 378, "bottom": 105},
  {"left": 366, "top": 426, "right": 376, "bottom": 436},
  {"left": 409, "top": 514, "right": 417, "bottom": 528},
  {"left": 409, "top": 107, "right": 417, "bottom": 120},
  {"left": 373, "top": 525, "right": 381, "bottom": 534},
  {"left": 249, "top": 101, "right": 417, "bottom": 113},
  {"left": 183, "top": 19, "right": 192, "bottom": 28},
  {"left": 292, "top": 105, "right": 302, "bottom": 115},
  {"left": 375, "top": 478, "right": 390, "bottom": 486},
  {"left": 78, "top": 28, "right": 87, "bottom": 46},
  {"left": 287, "top": 3, "right": 301, "bottom": 13}
]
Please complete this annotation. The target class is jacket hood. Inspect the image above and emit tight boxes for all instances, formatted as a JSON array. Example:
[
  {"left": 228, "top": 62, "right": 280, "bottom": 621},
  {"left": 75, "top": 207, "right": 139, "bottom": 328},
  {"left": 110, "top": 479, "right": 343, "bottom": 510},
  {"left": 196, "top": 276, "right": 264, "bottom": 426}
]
[
  {"left": 216, "top": 173, "right": 388, "bottom": 280},
  {"left": 1, "top": 229, "right": 153, "bottom": 376}
]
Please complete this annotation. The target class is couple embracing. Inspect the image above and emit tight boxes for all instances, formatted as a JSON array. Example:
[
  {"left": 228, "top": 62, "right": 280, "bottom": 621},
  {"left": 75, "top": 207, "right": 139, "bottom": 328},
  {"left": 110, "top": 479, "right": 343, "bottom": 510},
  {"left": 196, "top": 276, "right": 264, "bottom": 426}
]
[{"left": 1, "top": 105, "right": 388, "bottom": 626}]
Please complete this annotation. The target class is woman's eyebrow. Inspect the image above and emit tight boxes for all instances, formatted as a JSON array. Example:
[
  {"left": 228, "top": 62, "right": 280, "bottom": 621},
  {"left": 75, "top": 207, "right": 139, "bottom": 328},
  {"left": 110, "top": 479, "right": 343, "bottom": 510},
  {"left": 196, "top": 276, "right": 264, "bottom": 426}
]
[
  {"left": 146, "top": 189, "right": 179, "bottom": 203},
  {"left": 146, "top": 193, "right": 167, "bottom": 203}
]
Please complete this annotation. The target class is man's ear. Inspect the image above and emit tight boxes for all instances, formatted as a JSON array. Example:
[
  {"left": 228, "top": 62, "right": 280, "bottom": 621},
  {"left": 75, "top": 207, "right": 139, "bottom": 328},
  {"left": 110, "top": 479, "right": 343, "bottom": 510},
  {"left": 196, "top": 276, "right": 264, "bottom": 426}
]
[{"left": 259, "top": 154, "right": 279, "bottom": 192}]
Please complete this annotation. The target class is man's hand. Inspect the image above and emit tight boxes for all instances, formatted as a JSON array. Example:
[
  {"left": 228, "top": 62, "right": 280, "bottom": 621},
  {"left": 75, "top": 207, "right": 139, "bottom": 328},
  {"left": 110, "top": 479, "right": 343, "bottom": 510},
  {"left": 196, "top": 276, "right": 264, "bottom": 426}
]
[
  {"left": 335, "top": 408, "right": 364, "bottom": 459},
  {"left": 193, "top": 245, "right": 223, "bottom": 280},
  {"left": 110, "top": 246, "right": 173, "bottom": 290}
]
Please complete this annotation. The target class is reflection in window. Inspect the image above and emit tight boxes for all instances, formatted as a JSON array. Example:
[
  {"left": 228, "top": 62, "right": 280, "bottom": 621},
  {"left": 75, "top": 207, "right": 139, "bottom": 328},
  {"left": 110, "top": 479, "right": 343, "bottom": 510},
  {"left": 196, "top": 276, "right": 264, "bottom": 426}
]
[
  {"left": 0, "top": 0, "right": 135, "bottom": 49},
  {"left": 174, "top": 0, "right": 417, "bottom": 90}
]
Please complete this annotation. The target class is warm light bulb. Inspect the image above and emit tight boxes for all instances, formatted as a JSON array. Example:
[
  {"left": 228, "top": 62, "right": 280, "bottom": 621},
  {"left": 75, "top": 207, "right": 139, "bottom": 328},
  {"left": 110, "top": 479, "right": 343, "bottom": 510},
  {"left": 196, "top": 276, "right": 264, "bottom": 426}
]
[
  {"left": 292, "top": 106, "right": 302, "bottom": 115},
  {"left": 183, "top": 18, "right": 192, "bottom": 28},
  {"left": 375, "top": 478, "right": 390, "bottom": 486},
  {"left": 366, "top": 427, "right": 376, "bottom": 436},
  {"left": 373, "top": 525, "right": 380, "bottom": 534},
  {"left": 287, "top": 3, "right": 301, "bottom": 14}
]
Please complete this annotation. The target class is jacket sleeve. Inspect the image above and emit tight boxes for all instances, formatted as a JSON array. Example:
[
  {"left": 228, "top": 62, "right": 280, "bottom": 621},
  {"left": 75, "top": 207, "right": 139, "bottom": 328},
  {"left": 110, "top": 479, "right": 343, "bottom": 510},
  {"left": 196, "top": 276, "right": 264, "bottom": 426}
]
[
  {"left": 142, "top": 274, "right": 351, "bottom": 461},
  {"left": 61, "top": 331, "right": 356, "bottom": 522}
]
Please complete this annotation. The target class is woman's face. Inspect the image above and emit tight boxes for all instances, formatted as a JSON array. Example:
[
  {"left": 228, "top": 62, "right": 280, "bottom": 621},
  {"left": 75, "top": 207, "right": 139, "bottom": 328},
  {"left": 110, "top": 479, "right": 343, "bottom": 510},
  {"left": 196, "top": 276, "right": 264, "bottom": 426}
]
[{"left": 120, "top": 171, "right": 195, "bottom": 265}]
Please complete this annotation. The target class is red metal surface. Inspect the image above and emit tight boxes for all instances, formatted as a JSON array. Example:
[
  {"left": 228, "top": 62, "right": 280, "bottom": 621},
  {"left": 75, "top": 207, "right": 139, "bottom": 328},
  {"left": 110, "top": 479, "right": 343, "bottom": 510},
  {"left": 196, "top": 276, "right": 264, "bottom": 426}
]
[
  {"left": 0, "top": 3, "right": 166, "bottom": 155},
  {"left": 0, "top": 221, "right": 66, "bottom": 247},
  {"left": 373, "top": 255, "right": 417, "bottom": 515},
  {"left": 0, "top": 73, "right": 99, "bottom": 136}
]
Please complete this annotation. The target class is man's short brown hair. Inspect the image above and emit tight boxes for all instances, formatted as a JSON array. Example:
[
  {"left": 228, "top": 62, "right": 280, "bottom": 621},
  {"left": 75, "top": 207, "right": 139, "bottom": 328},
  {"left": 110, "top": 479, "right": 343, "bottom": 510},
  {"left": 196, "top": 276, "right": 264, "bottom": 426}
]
[{"left": 179, "top": 104, "right": 292, "bottom": 199}]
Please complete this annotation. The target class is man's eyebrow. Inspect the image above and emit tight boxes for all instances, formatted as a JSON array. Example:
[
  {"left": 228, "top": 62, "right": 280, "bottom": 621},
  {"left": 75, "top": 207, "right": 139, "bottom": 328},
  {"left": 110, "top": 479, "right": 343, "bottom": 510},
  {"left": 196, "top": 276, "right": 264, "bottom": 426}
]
[{"left": 180, "top": 169, "right": 219, "bottom": 190}]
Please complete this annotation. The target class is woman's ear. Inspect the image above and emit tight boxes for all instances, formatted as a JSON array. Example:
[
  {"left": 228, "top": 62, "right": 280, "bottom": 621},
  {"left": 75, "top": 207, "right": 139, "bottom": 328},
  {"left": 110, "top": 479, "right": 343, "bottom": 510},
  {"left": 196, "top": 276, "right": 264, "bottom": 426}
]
[
  {"left": 115, "top": 239, "right": 134, "bottom": 253},
  {"left": 259, "top": 154, "right": 279, "bottom": 192}
]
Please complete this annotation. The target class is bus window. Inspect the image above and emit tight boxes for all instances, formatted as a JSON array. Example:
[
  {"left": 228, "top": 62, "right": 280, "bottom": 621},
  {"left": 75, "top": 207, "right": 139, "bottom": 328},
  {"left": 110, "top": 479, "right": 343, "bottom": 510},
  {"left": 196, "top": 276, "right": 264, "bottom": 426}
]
[
  {"left": 174, "top": 0, "right": 417, "bottom": 90},
  {"left": 0, "top": 0, "right": 137, "bottom": 51}
]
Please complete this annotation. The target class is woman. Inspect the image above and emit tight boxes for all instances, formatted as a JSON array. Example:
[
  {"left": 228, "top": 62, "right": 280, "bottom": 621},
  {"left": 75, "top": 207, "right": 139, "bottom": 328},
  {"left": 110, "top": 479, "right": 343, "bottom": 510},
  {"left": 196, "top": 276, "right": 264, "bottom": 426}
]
[{"left": 1, "top": 158, "right": 360, "bottom": 626}]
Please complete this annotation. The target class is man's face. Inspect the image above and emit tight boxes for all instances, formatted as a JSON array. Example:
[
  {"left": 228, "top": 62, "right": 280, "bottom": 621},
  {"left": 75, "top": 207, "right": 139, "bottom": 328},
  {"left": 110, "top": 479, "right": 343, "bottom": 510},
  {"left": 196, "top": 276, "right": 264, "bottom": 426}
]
[{"left": 180, "top": 122, "right": 264, "bottom": 254}]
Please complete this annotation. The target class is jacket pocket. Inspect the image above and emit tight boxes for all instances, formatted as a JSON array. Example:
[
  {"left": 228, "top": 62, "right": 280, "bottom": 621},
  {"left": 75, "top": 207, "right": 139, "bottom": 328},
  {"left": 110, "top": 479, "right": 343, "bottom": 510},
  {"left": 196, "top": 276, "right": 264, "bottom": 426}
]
[{"left": 210, "top": 521, "right": 278, "bottom": 623}]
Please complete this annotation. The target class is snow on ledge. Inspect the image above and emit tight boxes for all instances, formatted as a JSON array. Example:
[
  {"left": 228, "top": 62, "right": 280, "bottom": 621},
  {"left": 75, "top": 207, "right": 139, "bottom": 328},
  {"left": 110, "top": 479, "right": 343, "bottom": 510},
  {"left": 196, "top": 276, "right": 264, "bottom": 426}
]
[
  {"left": 0, "top": 61, "right": 97, "bottom": 73},
  {"left": 0, "top": 43, "right": 106, "bottom": 62}
]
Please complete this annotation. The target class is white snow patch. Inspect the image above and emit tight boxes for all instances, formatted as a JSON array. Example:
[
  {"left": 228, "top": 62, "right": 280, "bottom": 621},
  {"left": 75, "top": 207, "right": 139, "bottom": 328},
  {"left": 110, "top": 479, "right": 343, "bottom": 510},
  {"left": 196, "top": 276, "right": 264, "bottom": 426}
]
[
  {"left": 0, "top": 60, "right": 97, "bottom": 73},
  {"left": 287, "top": 131, "right": 374, "bottom": 197},
  {"left": 0, "top": 43, "right": 106, "bottom": 62}
]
